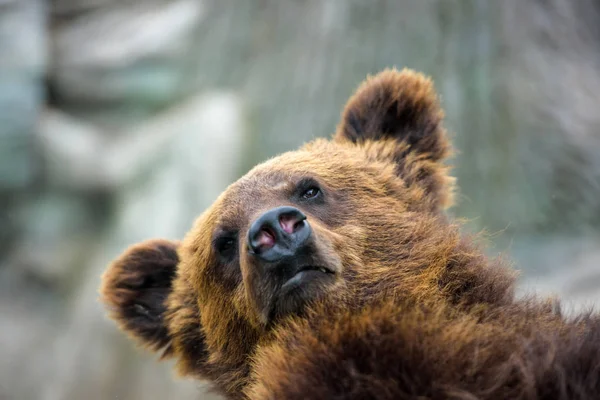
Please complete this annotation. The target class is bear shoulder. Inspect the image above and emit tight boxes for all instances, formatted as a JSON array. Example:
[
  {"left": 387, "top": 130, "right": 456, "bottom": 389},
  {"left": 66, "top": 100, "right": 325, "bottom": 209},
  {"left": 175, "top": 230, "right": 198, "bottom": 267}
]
[{"left": 247, "top": 300, "right": 600, "bottom": 400}]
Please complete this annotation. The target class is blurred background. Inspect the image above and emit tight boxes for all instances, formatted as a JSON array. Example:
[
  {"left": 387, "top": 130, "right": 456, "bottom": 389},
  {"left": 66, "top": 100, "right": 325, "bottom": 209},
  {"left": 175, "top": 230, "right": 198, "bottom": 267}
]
[{"left": 1, "top": 1, "right": 599, "bottom": 399}]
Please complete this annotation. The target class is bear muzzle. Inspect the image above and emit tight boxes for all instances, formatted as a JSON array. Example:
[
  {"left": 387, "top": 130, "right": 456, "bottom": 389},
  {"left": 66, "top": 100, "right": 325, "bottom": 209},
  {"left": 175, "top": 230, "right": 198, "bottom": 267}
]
[{"left": 245, "top": 206, "right": 338, "bottom": 323}]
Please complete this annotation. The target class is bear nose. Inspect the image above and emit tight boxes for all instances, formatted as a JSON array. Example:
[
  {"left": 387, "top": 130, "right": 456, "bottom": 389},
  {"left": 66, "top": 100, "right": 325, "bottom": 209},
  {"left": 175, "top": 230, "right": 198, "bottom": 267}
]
[{"left": 247, "top": 206, "right": 311, "bottom": 262}]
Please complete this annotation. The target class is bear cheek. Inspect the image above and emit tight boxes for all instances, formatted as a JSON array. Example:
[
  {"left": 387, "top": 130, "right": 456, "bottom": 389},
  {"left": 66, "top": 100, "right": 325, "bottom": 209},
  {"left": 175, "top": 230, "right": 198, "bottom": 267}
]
[
  {"left": 309, "top": 222, "right": 346, "bottom": 272},
  {"left": 239, "top": 246, "right": 272, "bottom": 325}
]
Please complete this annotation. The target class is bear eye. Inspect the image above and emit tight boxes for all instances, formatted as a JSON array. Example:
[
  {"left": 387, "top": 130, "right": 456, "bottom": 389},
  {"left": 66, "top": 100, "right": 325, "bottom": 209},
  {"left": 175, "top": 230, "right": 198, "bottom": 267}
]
[
  {"left": 301, "top": 187, "right": 320, "bottom": 199},
  {"left": 214, "top": 235, "right": 237, "bottom": 260},
  {"left": 294, "top": 178, "right": 324, "bottom": 203}
]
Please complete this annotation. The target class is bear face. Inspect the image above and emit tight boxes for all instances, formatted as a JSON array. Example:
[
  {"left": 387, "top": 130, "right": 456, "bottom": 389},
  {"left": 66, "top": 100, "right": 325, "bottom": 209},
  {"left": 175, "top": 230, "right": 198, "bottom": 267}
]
[
  {"left": 100, "top": 69, "right": 517, "bottom": 398},
  {"left": 190, "top": 138, "right": 439, "bottom": 327}
]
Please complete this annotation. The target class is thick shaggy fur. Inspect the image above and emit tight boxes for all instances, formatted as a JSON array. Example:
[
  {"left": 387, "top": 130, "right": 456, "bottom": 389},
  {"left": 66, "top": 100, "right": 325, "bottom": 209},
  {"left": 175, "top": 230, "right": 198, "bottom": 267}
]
[
  {"left": 248, "top": 301, "right": 600, "bottom": 399},
  {"left": 100, "top": 68, "right": 600, "bottom": 399}
]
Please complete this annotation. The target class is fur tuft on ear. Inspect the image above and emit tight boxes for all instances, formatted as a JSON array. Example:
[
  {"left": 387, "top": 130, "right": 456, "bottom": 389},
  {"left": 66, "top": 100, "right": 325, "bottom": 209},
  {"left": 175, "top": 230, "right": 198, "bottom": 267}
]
[
  {"left": 335, "top": 68, "right": 448, "bottom": 162},
  {"left": 99, "top": 239, "right": 179, "bottom": 354}
]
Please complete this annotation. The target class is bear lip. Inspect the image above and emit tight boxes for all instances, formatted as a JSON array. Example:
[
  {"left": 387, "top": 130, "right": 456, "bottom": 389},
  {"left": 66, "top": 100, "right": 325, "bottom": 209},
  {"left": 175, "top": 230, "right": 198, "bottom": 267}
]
[
  {"left": 280, "top": 265, "right": 334, "bottom": 290},
  {"left": 297, "top": 265, "right": 333, "bottom": 274},
  {"left": 262, "top": 261, "right": 338, "bottom": 325}
]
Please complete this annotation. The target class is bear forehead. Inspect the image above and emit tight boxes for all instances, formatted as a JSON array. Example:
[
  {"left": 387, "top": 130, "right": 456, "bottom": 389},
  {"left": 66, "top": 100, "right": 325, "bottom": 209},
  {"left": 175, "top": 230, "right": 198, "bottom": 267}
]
[
  {"left": 207, "top": 140, "right": 396, "bottom": 226},
  {"left": 242, "top": 141, "right": 363, "bottom": 185}
]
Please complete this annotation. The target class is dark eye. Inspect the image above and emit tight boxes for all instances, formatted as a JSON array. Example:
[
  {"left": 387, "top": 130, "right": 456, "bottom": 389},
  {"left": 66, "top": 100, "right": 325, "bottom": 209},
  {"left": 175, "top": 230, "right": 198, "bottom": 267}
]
[
  {"left": 219, "top": 238, "right": 234, "bottom": 251},
  {"left": 215, "top": 235, "right": 237, "bottom": 260},
  {"left": 301, "top": 186, "right": 321, "bottom": 200}
]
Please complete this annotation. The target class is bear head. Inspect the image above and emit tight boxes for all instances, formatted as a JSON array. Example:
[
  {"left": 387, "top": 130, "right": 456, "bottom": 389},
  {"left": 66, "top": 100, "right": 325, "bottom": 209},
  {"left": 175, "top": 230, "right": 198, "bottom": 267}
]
[{"left": 100, "top": 69, "right": 514, "bottom": 397}]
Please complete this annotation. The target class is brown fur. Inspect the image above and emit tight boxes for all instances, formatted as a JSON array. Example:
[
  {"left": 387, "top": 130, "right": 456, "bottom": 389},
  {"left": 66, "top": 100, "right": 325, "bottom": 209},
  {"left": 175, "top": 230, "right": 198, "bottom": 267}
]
[
  {"left": 99, "top": 68, "right": 600, "bottom": 399},
  {"left": 247, "top": 300, "right": 600, "bottom": 400}
]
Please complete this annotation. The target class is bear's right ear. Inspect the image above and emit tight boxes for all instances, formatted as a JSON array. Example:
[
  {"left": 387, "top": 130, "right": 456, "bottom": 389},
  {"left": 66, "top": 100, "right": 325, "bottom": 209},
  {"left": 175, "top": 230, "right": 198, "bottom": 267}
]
[{"left": 100, "top": 239, "right": 179, "bottom": 354}]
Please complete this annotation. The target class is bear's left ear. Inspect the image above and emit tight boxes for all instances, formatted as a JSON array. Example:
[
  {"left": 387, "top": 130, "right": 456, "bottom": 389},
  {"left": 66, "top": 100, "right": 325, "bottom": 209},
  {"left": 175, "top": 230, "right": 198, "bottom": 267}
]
[
  {"left": 100, "top": 239, "right": 179, "bottom": 354},
  {"left": 335, "top": 68, "right": 453, "bottom": 210}
]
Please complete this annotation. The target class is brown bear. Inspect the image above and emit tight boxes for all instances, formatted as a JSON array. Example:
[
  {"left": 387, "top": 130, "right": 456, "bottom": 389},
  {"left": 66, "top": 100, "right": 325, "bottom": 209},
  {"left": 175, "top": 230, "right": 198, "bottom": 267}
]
[{"left": 100, "top": 69, "right": 600, "bottom": 400}]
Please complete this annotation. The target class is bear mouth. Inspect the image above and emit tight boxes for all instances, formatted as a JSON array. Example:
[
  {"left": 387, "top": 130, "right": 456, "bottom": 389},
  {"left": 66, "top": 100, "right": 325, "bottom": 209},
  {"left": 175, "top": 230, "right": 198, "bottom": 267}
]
[
  {"left": 265, "top": 264, "right": 337, "bottom": 324},
  {"left": 281, "top": 265, "right": 335, "bottom": 290}
]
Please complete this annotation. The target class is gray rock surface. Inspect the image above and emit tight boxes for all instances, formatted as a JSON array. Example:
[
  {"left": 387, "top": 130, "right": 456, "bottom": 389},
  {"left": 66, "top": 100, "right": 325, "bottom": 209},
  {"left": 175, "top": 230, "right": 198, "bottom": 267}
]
[
  {"left": 50, "top": 0, "right": 204, "bottom": 116},
  {"left": 0, "top": 0, "right": 45, "bottom": 189}
]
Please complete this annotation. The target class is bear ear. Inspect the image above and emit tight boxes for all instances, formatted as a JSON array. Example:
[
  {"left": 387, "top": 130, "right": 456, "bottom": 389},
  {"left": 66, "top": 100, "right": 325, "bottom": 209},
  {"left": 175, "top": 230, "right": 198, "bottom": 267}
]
[
  {"left": 335, "top": 68, "right": 449, "bottom": 163},
  {"left": 335, "top": 68, "right": 454, "bottom": 211},
  {"left": 100, "top": 239, "right": 179, "bottom": 354}
]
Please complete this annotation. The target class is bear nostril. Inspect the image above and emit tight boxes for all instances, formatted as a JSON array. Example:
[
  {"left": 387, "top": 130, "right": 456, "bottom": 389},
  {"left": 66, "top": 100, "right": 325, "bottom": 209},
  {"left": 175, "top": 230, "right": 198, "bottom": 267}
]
[
  {"left": 293, "top": 220, "right": 305, "bottom": 233},
  {"left": 279, "top": 212, "right": 307, "bottom": 235},
  {"left": 255, "top": 227, "right": 276, "bottom": 251}
]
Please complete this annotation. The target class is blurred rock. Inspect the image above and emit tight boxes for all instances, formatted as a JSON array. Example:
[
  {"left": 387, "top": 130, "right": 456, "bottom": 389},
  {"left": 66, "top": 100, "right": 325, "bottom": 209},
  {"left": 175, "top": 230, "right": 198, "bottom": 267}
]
[
  {"left": 516, "top": 233, "right": 600, "bottom": 314},
  {"left": 9, "top": 192, "right": 98, "bottom": 284},
  {"left": 37, "top": 110, "right": 109, "bottom": 189},
  {"left": 0, "top": 298, "right": 58, "bottom": 400},
  {"left": 49, "top": 0, "right": 205, "bottom": 117},
  {"left": 499, "top": 0, "right": 600, "bottom": 232},
  {"left": 38, "top": 92, "right": 245, "bottom": 192},
  {"left": 52, "top": 0, "right": 119, "bottom": 15},
  {"left": 0, "top": 0, "right": 46, "bottom": 189}
]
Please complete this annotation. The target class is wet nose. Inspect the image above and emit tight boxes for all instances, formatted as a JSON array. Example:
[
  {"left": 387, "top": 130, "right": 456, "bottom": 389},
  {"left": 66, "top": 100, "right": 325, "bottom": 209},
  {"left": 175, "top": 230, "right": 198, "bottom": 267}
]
[{"left": 247, "top": 206, "right": 311, "bottom": 262}]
